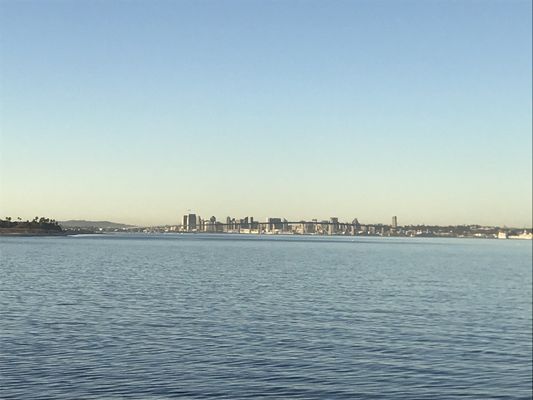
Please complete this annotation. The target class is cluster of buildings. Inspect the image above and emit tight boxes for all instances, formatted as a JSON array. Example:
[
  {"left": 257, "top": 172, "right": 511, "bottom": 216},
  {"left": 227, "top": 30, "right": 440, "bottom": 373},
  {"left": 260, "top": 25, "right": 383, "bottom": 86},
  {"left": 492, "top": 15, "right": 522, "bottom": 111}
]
[
  {"left": 174, "top": 213, "right": 405, "bottom": 236},
  {"left": 149, "top": 213, "right": 530, "bottom": 239}
]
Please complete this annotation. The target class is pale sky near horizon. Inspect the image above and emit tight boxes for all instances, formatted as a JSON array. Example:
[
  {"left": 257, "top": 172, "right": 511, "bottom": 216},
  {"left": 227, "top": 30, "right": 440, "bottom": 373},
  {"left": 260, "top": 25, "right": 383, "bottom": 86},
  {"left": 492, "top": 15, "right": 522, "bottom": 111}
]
[{"left": 0, "top": 0, "right": 531, "bottom": 227}]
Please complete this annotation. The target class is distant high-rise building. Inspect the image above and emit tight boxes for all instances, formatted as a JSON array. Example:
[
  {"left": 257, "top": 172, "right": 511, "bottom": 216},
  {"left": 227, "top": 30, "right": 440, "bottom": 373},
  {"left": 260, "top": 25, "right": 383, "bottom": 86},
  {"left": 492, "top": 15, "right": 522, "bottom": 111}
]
[
  {"left": 304, "top": 221, "right": 316, "bottom": 234},
  {"left": 183, "top": 213, "right": 197, "bottom": 231},
  {"left": 205, "top": 219, "right": 215, "bottom": 232},
  {"left": 267, "top": 218, "right": 283, "bottom": 231},
  {"left": 225, "top": 216, "right": 231, "bottom": 232},
  {"left": 329, "top": 217, "right": 339, "bottom": 235},
  {"left": 392, "top": 216, "right": 398, "bottom": 229}
]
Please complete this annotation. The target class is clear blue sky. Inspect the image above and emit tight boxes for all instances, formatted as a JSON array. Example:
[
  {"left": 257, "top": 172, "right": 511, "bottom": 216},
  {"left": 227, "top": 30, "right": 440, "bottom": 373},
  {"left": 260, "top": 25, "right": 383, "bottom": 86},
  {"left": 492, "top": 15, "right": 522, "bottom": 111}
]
[{"left": 1, "top": 0, "right": 531, "bottom": 226}]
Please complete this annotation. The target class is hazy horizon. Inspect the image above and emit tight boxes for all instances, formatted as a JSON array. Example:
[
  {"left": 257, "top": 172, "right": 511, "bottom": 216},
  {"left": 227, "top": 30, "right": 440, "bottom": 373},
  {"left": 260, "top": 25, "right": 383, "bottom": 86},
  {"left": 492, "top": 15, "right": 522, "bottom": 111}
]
[{"left": 1, "top": 0, "right": 531, "bottom": 227}]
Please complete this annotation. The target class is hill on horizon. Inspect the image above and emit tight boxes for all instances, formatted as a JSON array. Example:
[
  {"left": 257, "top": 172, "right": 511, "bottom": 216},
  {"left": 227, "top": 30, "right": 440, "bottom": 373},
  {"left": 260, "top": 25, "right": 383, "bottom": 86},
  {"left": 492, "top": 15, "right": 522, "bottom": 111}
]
[{"left": 59, "top": 220, "right": 135, "bottom": 229}]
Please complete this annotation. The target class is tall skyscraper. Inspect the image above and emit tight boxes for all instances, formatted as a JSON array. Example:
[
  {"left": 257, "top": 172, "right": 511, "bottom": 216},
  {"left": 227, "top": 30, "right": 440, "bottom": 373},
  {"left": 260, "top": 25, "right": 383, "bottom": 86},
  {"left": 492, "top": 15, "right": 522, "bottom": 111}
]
[
  {"left": 188, "top": 214, "right": 197, "bottom": 231},
  {"left": 329, "top": 217, "right": 339, "bottom": 235},
  {"left": 392, "top": 216, "right": 398, "bottom": 229}
]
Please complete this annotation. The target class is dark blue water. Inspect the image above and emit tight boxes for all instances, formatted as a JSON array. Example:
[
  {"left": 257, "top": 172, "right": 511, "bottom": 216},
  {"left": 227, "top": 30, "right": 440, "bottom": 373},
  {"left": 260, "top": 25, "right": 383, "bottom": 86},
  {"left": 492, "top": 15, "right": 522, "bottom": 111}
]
[{"left": 1, "top": 234, "right": 531, "bottom": 399}]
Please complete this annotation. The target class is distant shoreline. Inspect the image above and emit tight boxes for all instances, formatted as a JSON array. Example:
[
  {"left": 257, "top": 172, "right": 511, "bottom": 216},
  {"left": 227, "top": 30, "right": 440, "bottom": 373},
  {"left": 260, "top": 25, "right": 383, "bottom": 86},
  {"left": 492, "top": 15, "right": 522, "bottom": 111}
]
[
  {"left": 1, "top": 230, "right": 530, "bottom": 240},
  {"left": 0, "top": 229, "right": 67, "bottom": 237},
  {"left": 0, "top": 229, "right": 101, "bottom": 237}
]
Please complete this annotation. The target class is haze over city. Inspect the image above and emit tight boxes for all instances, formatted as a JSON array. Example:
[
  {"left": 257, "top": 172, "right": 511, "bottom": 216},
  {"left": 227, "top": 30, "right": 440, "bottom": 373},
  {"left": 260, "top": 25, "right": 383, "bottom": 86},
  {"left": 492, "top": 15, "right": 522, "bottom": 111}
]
[{"left": 1, "top": 0, "right": 531, "bottom": 227}]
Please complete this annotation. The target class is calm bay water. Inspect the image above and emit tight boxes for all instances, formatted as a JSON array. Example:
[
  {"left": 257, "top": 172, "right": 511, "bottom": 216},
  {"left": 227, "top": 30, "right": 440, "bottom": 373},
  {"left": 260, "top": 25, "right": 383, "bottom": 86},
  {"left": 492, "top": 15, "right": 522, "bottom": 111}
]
[{"left": 1, "top": 234, "right": 531, "bottom": 399}]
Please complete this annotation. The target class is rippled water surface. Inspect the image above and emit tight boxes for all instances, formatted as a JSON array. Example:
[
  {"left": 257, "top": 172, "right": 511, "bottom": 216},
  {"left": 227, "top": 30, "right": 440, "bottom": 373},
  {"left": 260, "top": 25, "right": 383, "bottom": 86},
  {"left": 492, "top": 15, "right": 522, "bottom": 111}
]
[{"left": 1, "top": 234, "right": 531, "bottom": 399}]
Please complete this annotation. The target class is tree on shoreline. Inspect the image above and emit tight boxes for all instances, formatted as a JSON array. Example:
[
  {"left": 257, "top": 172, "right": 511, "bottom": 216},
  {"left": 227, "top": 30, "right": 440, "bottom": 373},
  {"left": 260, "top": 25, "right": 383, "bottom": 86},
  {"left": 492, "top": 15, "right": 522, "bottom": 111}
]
[{"left": 0, "top": 217, "right": 62, "bottom": 231}]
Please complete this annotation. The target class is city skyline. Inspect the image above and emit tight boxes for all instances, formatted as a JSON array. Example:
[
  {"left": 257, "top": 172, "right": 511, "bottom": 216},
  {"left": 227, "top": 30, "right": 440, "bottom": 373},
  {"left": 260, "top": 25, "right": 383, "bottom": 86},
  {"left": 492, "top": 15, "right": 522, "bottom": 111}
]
[
  {"left": 1, "top": 1, "right": 531, "bottom": 227},
  {"left": 50, "top": 212, "right": 530, "bottom": 239},
  {"left": 59, "top": 211, "right": 531, "bottom": 230},
  {"left": 3, "top": 208, "right": 533, "bottom": 229}
]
